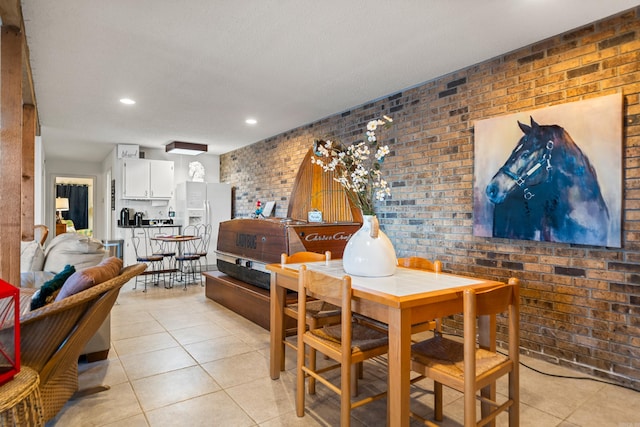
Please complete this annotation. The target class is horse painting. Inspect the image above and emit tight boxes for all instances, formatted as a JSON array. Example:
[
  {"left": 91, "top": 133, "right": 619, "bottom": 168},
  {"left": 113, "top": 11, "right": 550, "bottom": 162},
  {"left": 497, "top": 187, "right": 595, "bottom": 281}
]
[{"left": 485, "top": 117, "right": 610, "bottom": 246}]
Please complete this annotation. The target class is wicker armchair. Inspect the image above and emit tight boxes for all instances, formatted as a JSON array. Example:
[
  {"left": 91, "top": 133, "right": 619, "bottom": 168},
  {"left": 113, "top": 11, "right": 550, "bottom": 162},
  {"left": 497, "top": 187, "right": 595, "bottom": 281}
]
[{"left": 16, "top": 263, "right": 146, "bottom": 421}]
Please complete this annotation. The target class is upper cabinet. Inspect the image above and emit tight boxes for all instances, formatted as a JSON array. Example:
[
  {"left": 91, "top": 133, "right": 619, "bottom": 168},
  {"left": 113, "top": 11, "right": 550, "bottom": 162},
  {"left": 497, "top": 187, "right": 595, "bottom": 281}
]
[{"left": 122, "top": 159, "right": 174, "bottom": 199}]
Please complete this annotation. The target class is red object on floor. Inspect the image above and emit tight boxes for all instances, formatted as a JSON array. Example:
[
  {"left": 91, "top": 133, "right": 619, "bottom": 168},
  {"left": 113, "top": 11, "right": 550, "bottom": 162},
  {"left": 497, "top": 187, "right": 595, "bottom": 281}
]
[{"left": 0, "top": 279, "right": 20, "bottom": 385}]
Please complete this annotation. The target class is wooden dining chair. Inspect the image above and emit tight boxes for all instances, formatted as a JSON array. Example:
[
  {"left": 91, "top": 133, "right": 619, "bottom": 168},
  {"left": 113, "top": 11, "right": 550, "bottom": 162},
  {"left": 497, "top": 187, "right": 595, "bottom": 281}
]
[
  {"left": 397, "top": 257, "right": 443, "bottom": 335},
  {"left": 281, "top": 251, "right": 341, "bottom": 393},
  {"left": 410, "top": 278, "right": 520, "bottom": 427},
  {"left": 296, "top": 265, "right": 388, "bottom": 426}
]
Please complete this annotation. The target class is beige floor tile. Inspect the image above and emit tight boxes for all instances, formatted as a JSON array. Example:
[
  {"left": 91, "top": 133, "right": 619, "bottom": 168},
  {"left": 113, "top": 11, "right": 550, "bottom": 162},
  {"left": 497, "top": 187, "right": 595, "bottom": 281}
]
[
  {"left": 47, "top": 382, "right": 143, "bottom": 426},
  {"left": 235, "top": 328, "right": 271, "bottom": 351},
  {"left": 102, "top": 413, "right": 149, "bottom": 427},
  {"left": 120, "top": 346, "right": 198, "bottom": 380},
  {"left": 201, "top": 350, "right": 270, "bottom": 388},
  {"left": 146, "top": 390, "right": 256, "bottom": 427},
  {"left": 265, "top": 370, "right": 370, "bottom": 427},
  {"left": 110, "top": 308, "right": 156, "bottom": 328},
  {"left": 225, "top": 373, "right": 300, "bottom": 424},
  {"left": 168, "top": 322, "right": 233, "bottom": 346},
  {"left": 111, "top": 317, "right": 165, "bottom": 341},
  {"left": 424, "top": 394, "right": 564, "bottom": 427},
  {"left": 516, "top": 364, "right": 606, "bottom": 419},
  {"left": 77, "top": 358, "right": 129, "bottom": 390},
  {"left": 131, "top": 365, "right": 221, "bottom": 412},
  {"left": 556, "top": 422, "right": 581, "bottom": 427},
  {"left": 183, "top": 334, "right": 253, "bottom": 364},
  {"left": 259, "top": 409, "right": 350, "bottom": 427},
  {"left": 111, "top": 299, "right": 139, "bottom": 311},
  {"left": 566, "top": 383, "right": 640, "bottom": 426},
  {"left": 113, "top": 331, "right": 179, "bottom": 357},
  {"left": 205, "top": 308, "right": 265, "bottom": 331},
  {"left": 153, "top": 311, "right": 214, "bottom": 331}
]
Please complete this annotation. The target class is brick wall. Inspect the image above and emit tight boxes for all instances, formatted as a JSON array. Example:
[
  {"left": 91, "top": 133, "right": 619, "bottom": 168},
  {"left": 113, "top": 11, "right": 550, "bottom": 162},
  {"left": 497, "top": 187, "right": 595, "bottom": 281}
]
[{"left": 221, "top": 8, "right": 640, "bottom": 390}]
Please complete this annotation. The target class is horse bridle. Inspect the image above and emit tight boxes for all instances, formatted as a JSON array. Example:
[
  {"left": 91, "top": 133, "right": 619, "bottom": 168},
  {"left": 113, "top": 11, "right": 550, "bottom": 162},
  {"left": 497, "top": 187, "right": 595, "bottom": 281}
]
[{"left": 500, "top": 140, "right": 554, "bottom": 200}]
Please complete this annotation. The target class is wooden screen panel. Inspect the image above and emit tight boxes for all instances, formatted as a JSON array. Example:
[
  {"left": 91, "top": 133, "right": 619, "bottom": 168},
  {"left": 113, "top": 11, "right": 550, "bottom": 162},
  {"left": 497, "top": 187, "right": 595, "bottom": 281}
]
[{"left": 286, "top": 149, "right": 362, "bottom": 223}]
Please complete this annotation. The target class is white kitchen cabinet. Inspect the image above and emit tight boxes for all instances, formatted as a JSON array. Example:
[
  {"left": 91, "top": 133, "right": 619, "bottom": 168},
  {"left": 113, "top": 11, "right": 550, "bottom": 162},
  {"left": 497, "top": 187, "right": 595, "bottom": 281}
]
[
  {"left": 149, "top": 160, "right": 174, "bottom": 198},
  {"left": 122, "top": 159, "right": 149, "bottom": 199},
  {"left": 122, "top": 159, "right": 174, "bottom": 199}
]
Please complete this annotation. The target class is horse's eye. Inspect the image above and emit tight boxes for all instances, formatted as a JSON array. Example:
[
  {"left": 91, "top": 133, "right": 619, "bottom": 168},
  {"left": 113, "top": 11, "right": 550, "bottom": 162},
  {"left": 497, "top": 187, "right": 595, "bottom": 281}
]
[{"left": 521, "top": 150, "right": 530, "bottom": 159}]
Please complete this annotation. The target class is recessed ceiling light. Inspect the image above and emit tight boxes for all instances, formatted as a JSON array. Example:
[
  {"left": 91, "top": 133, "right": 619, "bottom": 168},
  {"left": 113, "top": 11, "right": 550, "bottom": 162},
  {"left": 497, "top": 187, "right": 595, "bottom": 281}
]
[
  {"left": 245, "top": 118, "right": 257, "bottom": 125},
  {"left": 120, "top": 98, "right": 136, "bottom": 105}
]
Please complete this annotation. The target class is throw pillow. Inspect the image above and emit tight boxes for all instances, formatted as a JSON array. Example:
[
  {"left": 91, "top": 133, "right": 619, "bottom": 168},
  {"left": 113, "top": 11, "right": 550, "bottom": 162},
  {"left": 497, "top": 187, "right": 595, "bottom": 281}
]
[
  {"left": 30, "top": 264, "right": 76, "bottom": 310},
  {"left": 43, "top": 233, "right": 106, "bottom": 273},
  {"left": 20, "top": 240, "right": 46, "bottom": 272},
  {"left": 55, "top": 256, "right": 123, "bottom": 301}
]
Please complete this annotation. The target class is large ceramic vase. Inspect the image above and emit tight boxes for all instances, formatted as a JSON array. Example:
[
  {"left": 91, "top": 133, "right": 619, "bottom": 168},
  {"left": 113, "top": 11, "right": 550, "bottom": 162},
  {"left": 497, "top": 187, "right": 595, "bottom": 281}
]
[{"left": 342, "top": 215, "right": 397, "bottom": 277}]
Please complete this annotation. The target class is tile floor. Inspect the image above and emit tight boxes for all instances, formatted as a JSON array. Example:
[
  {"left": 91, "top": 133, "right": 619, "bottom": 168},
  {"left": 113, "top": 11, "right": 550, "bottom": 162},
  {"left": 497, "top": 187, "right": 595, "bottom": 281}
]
[{"left": 47, "top": 279, "right": 640, "bottom": 426}]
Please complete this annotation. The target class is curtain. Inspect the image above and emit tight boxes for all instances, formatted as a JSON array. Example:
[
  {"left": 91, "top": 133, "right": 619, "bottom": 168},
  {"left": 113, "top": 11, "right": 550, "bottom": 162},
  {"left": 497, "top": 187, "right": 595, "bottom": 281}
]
[{"left": 56, "top": 184, "right": 89, "bottom": 229}]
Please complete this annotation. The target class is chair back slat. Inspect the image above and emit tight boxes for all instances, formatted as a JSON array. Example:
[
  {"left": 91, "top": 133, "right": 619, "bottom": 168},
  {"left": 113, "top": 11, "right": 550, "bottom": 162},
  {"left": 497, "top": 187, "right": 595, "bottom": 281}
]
[
  {"left": 471, "top": 284, "right": 515, "bottom": 317},
  {"left": 300, "top": 266, "right": 346, "bottom": 306},
  {"left": 397, "top": 257, "right": 442, "bottom": 272}
]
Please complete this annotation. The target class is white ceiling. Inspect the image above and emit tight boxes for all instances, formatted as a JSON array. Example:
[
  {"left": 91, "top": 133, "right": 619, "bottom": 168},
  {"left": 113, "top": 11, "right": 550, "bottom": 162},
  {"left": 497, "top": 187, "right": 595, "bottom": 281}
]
[{"left": 21, "top": 0, "right": 639, "bottom": 163}]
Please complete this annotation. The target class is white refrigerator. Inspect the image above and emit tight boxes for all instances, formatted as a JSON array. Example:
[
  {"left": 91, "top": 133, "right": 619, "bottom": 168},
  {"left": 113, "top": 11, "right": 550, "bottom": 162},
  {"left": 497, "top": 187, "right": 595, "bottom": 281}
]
[{"left": 175, "top": 181, "right": 232, "bottom": 268}]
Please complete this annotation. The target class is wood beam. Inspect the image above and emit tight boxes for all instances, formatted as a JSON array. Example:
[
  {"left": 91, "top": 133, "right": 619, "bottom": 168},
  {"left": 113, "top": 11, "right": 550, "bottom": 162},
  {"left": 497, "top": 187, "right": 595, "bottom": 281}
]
[
  {"left": 0, "top": 0, "right": 21, "bottom": 27},
  {"left": 22, "top": 103, "right": 36, "bottom": 241},
  {"left": 1, "top": 25, "right": 23, "bottom": 286},
  {"left": 1, "top": 0, "right": 39, "bottom": 123}
]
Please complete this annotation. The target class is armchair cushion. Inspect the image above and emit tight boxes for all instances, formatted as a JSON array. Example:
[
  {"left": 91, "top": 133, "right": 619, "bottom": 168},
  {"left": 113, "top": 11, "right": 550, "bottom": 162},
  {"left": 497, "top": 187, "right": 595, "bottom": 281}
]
[
  {"left": 30, "top": 264, "right": 76, "bottom": 310},
  {"left": 55, "top": 257, "right": 123, "bottom": 301}
]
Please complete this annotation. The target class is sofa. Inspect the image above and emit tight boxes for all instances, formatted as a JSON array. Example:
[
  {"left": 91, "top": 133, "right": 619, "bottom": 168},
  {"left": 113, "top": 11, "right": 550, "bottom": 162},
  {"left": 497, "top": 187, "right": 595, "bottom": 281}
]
[{"left": 20, "top": 232, "right": 112, "bottom": 360}]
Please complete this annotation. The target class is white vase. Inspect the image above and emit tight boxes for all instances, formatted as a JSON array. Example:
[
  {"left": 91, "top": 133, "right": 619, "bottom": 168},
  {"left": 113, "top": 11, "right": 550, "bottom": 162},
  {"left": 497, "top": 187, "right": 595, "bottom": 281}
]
[{"left": 342, "top": 215, "right": 397, "bottom": 277}]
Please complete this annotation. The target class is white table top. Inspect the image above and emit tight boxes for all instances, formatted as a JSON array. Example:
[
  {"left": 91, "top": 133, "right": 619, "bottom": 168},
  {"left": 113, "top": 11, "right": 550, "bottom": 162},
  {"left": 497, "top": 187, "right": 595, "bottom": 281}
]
[{"left": 283, "top": 259, "right": 483, "bottom": 297}]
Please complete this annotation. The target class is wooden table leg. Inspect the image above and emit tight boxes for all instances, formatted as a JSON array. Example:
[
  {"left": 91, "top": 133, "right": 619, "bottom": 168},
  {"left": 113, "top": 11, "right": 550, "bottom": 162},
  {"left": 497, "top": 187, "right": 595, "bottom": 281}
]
[
  {"left": 387, "top": 307, "right": 411, "bottom": 427},
  {"left": 270, "top": 272, "right": 286, "bottom": 379},
  {"left": 479, "top": 314, "right": 497, "bottom": 427}
]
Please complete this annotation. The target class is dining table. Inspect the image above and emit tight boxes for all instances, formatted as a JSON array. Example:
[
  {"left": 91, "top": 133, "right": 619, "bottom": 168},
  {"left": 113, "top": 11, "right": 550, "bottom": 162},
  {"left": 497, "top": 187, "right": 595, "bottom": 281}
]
[
  {"left": 150, "top": 234, "right": 201, "bottom": 282},
  {"left": 266, "top": 259, "right": 506, "bottom": 426},
  {"left": 150, "top": 234, "right": 200, "bottom": 256}
]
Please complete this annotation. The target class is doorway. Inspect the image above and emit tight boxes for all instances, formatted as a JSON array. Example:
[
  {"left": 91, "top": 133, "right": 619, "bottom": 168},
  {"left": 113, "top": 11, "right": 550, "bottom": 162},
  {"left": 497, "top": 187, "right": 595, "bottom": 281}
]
[{"left": 54, "top": 176, "right": 95, "bottom": 236}]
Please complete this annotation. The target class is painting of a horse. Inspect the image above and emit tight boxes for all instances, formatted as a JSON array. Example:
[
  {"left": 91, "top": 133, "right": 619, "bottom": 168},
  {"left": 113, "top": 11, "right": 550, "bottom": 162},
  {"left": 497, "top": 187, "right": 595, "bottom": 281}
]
[{"left": 485, "top": 117, "right": 609, "bottom": 246}]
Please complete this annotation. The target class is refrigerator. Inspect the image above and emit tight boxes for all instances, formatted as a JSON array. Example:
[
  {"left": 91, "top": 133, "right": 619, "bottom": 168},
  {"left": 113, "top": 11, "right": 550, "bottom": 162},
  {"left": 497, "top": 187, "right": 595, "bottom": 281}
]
[{"left": 175, "top": 181, "right": 232, "bottom": 268}]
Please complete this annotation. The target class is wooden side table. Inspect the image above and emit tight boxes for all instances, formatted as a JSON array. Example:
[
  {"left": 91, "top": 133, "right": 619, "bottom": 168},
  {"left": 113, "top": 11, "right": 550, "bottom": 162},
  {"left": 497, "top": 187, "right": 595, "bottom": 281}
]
[
  {"left": 0, "top": 366, "right": 44, "bottom": 426},
  {"left": 55, "top": 222, "right": 67, "bottom": 236}
]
